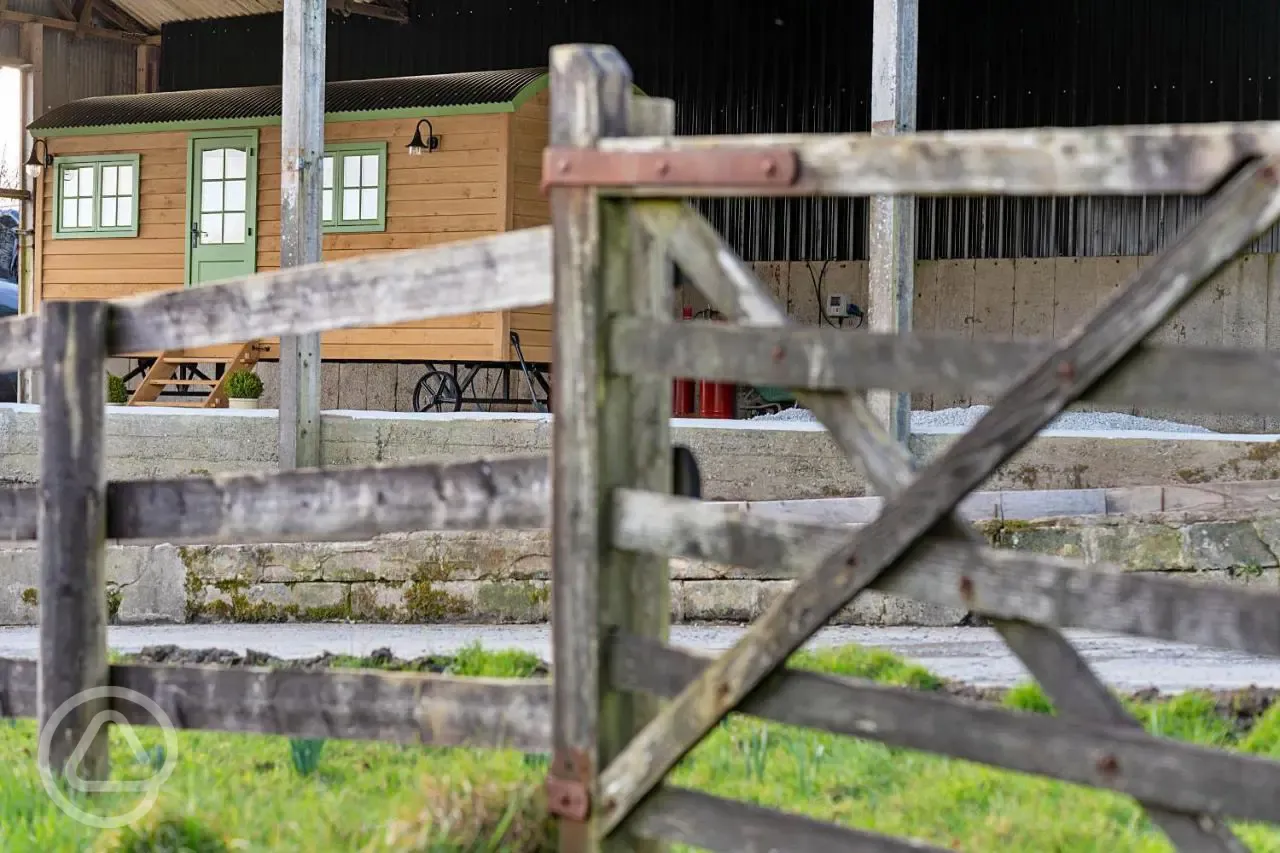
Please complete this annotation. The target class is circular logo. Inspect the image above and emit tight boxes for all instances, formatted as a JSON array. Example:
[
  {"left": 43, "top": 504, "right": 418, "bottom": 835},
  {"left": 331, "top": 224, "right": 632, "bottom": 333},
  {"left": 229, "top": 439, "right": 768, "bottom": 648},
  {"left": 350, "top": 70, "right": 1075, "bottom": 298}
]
[{"left": 37, "top": 686, "right": 179, "bottom": 830}]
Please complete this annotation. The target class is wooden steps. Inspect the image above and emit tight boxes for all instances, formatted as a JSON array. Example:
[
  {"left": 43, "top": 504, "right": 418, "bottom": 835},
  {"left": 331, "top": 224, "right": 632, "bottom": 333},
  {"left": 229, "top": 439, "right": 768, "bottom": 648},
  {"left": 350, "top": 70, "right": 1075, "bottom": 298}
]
[{"left": 126, "top": 342, "right": 265, "bottom": 409}]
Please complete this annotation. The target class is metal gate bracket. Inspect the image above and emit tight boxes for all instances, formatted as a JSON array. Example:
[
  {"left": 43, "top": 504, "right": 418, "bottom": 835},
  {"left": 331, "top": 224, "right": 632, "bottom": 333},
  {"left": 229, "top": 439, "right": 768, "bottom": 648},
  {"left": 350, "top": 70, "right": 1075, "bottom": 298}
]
[
  {"left": 546, "top": 748, "right": 592, "bottom": 822},
  {"left": 541, "top": 147, "right": 800, "bottom": 191}
]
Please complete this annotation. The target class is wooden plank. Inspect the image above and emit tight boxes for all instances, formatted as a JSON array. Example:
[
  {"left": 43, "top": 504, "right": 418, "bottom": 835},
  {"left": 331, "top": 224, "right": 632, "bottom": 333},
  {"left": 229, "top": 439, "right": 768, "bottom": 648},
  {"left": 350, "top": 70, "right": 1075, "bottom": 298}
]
[
  {"left": 612, "top": 634, "right": 1280, "bottom": 826},
  {"left": 631, "top": 200, "right": 1253, "bottom": 852},
  {"left": 0, "top": 659, "right": 551, "bottom": 752},
  {"left": 612, "top": 488, "right": 1280, "bottom": 661},
  {"left": 0, "top": 456, "right": 550, "bottom": 543},
  {"left": 933, "top": 259, "right": 975, "bottom": 410},
  {"left": 607, "top": 320, "right": 1280, "bottom": 419},
  {"left": 546, "top": 43, "right": 638, "bottom": 853},
  {"left": 630, "top": 786, "right": 946, "bottom": 853},
  {"left": 594, "top": 123, "right": 1280, "bottom": 197},
  {"left": 38, "top": 301, "right": 109, "bottom": 783},
  {"left": 1012, "top": 257, "right": 1054, "bottom": 340}
]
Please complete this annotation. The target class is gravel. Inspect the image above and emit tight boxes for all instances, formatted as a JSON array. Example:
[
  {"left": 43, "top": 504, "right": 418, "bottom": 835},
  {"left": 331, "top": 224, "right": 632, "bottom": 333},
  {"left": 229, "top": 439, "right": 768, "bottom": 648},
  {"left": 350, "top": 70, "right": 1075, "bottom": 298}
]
[{"left": 753, "top": 403, "right": 1216, "bottom": 434}]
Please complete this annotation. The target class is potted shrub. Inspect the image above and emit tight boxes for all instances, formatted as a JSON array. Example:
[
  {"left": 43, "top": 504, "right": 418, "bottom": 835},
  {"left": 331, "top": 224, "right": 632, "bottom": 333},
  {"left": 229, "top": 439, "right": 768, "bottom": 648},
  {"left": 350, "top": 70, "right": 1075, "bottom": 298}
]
[
  {"left": 106, "top": 373, "right": 128, "bottom": 406},
  {"left": 225, "top": 369, "right": 264, "bottom": 410}
]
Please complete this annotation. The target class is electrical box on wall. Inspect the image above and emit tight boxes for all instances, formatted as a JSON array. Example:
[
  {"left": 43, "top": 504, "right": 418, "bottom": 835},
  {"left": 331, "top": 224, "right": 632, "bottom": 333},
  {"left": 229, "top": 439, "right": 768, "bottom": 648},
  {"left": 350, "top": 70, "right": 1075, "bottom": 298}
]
[{"left": 825, "top": 293, "right": 847, "bottom": 318}]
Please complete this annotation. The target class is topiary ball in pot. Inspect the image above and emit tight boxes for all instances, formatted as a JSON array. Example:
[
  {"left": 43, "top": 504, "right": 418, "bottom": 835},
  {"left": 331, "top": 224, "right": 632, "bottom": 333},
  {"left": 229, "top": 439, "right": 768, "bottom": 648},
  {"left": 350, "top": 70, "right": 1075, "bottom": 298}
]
[
  {"left": 106, "top": 373, "right": 128, "bottom": 406},
  {"left": 225, "top": 369, "right": 264, "bottom": 410}
]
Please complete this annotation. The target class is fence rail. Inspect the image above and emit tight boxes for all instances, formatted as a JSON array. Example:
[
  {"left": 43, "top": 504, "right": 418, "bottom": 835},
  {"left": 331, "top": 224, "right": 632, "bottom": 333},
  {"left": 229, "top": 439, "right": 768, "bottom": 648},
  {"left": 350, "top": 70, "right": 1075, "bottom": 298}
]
[{"left": 6, "top": 39, "right": 1280, "bottom": 853}]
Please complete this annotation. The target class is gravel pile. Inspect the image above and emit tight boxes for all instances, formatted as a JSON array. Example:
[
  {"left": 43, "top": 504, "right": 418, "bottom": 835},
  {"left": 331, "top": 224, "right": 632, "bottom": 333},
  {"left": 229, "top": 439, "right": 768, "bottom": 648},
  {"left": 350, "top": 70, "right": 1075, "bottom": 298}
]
[{"left": 753, "top": 404, "right": 1216, "bottom": 434}]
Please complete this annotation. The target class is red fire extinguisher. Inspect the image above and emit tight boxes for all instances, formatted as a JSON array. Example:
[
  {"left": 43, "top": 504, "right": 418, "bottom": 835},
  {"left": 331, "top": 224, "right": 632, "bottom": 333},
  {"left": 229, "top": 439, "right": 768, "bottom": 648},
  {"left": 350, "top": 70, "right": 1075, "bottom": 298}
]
[
  {"left": 697, "top": 312, "right": 737, "bottom": 419},
  {"left": 672, "top": 306, "right": 696, "bottom": 416}
]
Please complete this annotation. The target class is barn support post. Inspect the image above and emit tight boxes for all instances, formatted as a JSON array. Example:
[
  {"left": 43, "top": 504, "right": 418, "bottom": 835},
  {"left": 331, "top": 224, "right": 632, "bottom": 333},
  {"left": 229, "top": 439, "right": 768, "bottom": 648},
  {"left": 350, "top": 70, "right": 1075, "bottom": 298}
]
[
  {"left": 278, "top": 0, "right": 326, "bottom": 470},
  {"left": 38, "top": 301, "right": 109, "bottom": 783},
  {"left": 547, "top": 44, "right": 673, "bottom": 852},
  {"left": 866, "top": 0, "right": 918, "bottom": 448},
  {"left": 18, "top": 22, "right": 43, "bottom": 405}
]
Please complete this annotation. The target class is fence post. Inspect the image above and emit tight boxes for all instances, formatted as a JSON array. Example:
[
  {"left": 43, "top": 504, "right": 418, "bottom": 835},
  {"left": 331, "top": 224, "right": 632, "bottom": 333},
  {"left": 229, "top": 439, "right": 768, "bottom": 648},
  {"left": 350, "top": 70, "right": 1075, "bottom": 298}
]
[
  {"left": 38, "top": 300, "right": 109, "bottom": 782},
  {"left": 548, "top": 44, "right": 672, "bottom": 852}
]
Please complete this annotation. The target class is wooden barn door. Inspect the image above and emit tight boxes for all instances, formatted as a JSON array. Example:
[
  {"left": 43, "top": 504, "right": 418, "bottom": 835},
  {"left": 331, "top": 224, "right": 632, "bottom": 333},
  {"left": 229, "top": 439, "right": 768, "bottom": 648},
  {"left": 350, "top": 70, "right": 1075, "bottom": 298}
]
[{"left": 186, "top": 130, "right": 259, "bottom": 286}]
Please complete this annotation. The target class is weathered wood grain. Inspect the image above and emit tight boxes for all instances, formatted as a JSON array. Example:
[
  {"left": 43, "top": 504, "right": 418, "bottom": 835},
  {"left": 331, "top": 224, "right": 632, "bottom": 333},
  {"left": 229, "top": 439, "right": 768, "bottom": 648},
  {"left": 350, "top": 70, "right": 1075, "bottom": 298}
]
[
  {"left": 0, "top": 315, "right": 40, "bottom": 373},
  {"left": 611, "top": 634, "right": 1280, "bottom": 825},
  {"left": 0, "top": 659, "right": 550, "bottom": 751},
  {"left": 609, "top": 318, "right": 1280, "bottom": 417},
  {"left": 0, "top": 456, "right": 549, "bottom": 543},
  {"left": 629, "top": 786, "right": 947, "bottom": 853},
  {"left": 596, "top": 123, "right": 1280, "bottom": 197},
  {"left": 547, "top": 43, "right": 639, "bottom": 853},
  {"left": 627, "top": 200, "right": 1248, "bottom": 851},
  {"left": 39, "top": 301, "right": 110, "bottom": 782},
  {"left": 614, "top": 489, "right": 1280, "bottom": 660}
]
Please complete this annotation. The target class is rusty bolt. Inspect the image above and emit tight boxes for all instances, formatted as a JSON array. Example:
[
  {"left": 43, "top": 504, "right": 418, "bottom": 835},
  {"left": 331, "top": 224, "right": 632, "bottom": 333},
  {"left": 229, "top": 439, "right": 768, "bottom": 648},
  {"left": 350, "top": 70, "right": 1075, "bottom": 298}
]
[
  {"left": 558, "top": 159, "right": 572, "bottom": 175},
  {"left": 559, "top": 794, "right": 574, "bottom": 809},
  {"left": 772, "top": 344, "right": 785, "bottom": 361},
  {"left": 716, "top": 681, "right": 732, "bottom": 702},
  {"left": 1095, "top": 754, "right": 1119, "bottom": 775},
  {"left": 655, "top": 159, "right": 671, "bottom": 177},
  {"left": 958, "top": 576, "right": 974, "bottom": 600},
  {"left": 1056, "top": 360, "right": 1076, "bottom": 382},
  {"left": 762, "top": 159, "right": 778, "bottom": 177},
  {"left": 604, "top": 798, "right": 618, "bottom": 814}
]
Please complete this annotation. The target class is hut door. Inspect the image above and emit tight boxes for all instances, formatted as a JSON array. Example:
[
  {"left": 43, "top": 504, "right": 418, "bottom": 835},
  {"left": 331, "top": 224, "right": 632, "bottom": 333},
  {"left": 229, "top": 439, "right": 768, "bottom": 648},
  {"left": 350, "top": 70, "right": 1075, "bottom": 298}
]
[{"left": 186, "top": 132, "right": 259, "bottom": 287}]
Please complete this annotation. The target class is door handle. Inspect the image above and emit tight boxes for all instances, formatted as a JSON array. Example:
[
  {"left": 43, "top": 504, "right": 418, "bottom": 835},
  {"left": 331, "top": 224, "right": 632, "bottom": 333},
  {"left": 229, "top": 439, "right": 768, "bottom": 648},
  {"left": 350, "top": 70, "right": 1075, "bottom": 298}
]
[{"left": 190, "top": 222, "right": 200, "bottom": 249}]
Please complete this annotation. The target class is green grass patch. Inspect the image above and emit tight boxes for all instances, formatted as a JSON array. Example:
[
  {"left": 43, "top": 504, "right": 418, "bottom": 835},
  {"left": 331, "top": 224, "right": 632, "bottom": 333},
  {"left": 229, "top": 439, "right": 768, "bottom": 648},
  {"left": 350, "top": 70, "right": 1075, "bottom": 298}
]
[{"left": 1, "top": 644, "right": 1278, "bottom": 851}]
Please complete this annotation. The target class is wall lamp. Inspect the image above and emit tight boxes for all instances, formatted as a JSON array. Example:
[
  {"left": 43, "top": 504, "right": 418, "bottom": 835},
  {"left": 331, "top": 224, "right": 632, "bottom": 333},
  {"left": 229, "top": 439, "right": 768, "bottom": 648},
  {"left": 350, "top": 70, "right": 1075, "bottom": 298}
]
[
  {"left": 25, "top": 138, "right": 52, "bottom": 180},
  {"left": 406, "top": 119, "right": 440, "bottom": 156}
]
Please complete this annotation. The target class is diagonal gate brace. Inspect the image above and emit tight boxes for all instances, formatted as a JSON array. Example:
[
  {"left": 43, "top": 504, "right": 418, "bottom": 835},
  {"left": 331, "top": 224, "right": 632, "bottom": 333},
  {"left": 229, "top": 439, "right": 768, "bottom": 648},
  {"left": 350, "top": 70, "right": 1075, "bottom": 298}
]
[{"left": 595, "top": 157, "right": 1280, "bottom": 849}]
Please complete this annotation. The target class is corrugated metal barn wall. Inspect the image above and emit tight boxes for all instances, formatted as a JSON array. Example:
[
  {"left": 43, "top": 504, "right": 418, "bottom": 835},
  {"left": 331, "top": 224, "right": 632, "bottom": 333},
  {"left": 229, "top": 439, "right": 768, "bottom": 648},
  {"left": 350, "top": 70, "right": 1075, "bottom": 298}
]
[{"left": 160, "top": 0, "right": 1280, "bottom": 261}]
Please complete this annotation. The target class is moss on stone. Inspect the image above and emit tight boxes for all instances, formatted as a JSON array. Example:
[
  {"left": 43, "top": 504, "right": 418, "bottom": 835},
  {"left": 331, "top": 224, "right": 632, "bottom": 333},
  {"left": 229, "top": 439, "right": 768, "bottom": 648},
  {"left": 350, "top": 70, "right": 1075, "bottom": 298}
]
[
  {"left": 20, "top": 588, "right": 37, "bottom": 607},
  {"left": 403, "top": 562, "right": 468, "bottom": 621},
  {"left": 1176, "top": 467, "right": 1211, "bottom": 484},
  {"left": 106, "top": 583, "right": 123, "bottom": 624},
  {"left": 474, "top": 582, "right": 549, "bottom": 622},
  {"left": 185, "top": 572, "right": 206, "bottom": 621}
]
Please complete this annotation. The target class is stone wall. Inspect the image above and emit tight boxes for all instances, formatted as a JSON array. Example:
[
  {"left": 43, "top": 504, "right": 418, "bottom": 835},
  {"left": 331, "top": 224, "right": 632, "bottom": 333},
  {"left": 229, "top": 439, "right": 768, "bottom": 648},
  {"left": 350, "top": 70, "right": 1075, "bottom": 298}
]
[
  {"left": 3, "top": 405, "right": 1280, "bottom": 500},
  {"left": 3, "top": 508, "right": 1278, "bottom": 627}
]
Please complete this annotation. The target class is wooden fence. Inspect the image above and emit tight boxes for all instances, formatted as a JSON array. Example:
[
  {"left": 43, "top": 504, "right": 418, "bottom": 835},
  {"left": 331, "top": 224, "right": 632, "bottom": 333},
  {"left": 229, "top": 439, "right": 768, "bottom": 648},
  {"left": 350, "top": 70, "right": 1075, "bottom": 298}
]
[{"left": 7, "top": 37, "right": 1280, "bottom": 853}]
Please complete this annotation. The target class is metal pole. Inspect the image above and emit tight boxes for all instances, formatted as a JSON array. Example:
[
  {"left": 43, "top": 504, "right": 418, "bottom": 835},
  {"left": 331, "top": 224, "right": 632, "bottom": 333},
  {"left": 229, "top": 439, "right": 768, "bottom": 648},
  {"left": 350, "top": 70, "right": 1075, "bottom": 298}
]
[
  {"left": 866, "top": 0, "right": 918, "bottom": 449},
  {"left": 278, "top": 0, "right": 326, "bottom": 470}
]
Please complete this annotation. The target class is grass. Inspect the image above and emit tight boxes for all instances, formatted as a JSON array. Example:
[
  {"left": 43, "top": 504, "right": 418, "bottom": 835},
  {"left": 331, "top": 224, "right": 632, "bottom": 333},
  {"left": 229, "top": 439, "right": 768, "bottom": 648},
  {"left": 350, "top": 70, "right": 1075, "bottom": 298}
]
[{"left": 2, "top": 641, "right": 1280, "bottom": 851}]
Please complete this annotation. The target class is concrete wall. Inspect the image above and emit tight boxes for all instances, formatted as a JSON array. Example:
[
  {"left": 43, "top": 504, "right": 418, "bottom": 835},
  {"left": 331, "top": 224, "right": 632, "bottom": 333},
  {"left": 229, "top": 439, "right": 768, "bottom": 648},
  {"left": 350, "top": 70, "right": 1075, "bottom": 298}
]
[
  {"left": 3, "top": 506, "right": 1277, "bottom": 627},
  {"left": 4, "top": 406, "right": 1280, "bottom": 498}
]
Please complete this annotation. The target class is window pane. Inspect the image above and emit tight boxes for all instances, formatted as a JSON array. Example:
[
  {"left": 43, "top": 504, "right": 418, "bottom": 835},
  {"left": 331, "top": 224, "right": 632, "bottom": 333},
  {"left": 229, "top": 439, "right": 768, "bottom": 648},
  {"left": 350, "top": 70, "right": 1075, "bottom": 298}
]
[
  {"left": 361, "top": 155, "right": 379, "bottom": 188},
  {"left": 78, "top": 198, "right": 94, "bottom": 227},
  {"left": 63, "top": 169, "right": 78, "bottom": 196},
  {"left": 322, "top": 157, "right": 334, "bottom": 189},
  {"left": 224, "top": 212, "right": 246, "bottom": 244},
  {"left": 225, "top": 149, "right": 247, "bottom": 180},
  {"left": 202, "top": 149, "right": 224, "bottom": 180},
  {"left": 202, "top": 213, "right": 223, "bottom": 244},
  {"left": 343, "top": 155, "right": 361, "bottom": 187},
  {"left": 101, "top": 197, "right": 118, "bottom": 228},
  {"left": 224, "top": 180, "right": 246, "bottom": 213},
  {"left": 322, "top": 188, "right": 333, "bottom": 221},
  {"left": 77, "top": 167, "right": 94, "bottom": 195},
  {"left": 117, "top": 196, "right": 134, "bottom": 228},
  {"left": 102, "top": 166, "right": 118, "bottom": 196},
  {"left": 61, "top": 199, "right": 78, "bottom": 229},
  {"left": 201, "top": 180, "right": 224, "bottom": 213},
  {"left": 117, "top": 165, "right": 134, "bottom": 190},
  {"left": 360, "top": 187, "right": 378, "bottom": 221},
  {"left": 342, "top": 188, "right": 359, "bottom": 221}
]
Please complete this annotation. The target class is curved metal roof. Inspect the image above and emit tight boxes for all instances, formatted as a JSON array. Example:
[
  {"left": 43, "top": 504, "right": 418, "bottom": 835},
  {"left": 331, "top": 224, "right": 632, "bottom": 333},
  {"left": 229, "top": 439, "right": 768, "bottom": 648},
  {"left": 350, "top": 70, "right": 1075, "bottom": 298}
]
[{"left": 29, "top": 67, "right": 547, "bottom": 132}]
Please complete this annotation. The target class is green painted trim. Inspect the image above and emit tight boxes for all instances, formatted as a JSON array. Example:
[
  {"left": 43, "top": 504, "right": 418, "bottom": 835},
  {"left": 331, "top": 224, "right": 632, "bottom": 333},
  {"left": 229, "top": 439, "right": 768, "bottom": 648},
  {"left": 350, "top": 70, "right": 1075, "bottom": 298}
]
[
  {"left": 508, "top": 74, "right": 550, "bottom": 112},
  {"left": 321, "top": 141, "right": 388, "bottom": 234},
  {"left": 51, "top": 153, "right": 141, "bottom": 240},
  {"left": 35, "top": 100, "right": 527, "bottom": 139},
  {"left": 185, "top": 129, "right": 260, "bottom": 288}
]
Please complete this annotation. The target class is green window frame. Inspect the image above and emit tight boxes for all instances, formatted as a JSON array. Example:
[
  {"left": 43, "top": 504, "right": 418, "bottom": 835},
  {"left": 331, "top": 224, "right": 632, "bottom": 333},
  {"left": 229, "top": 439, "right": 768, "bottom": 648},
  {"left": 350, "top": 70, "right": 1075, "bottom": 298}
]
[
  {"left": 52, "top": 154, "right": 141, "bottom": 239},
  {"left": 321, "top": 142, "right": 387, "bottom": 233}
]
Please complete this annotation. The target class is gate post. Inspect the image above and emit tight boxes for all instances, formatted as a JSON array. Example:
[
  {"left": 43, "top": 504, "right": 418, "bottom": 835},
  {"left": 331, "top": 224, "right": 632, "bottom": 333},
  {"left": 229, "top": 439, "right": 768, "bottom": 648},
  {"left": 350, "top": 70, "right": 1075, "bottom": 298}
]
[
  {"left": 548, "top": 44, "right": 673, "bottom": 852},
  {"left": 38, "top": 300, "right": 110, "bottom": 783}
]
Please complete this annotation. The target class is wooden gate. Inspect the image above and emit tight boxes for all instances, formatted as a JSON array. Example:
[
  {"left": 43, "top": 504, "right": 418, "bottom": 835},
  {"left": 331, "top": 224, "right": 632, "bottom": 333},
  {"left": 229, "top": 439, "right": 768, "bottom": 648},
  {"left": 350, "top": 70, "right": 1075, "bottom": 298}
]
[{"left": 542, "top": 43, "right": 1280, "bottom": 852}]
